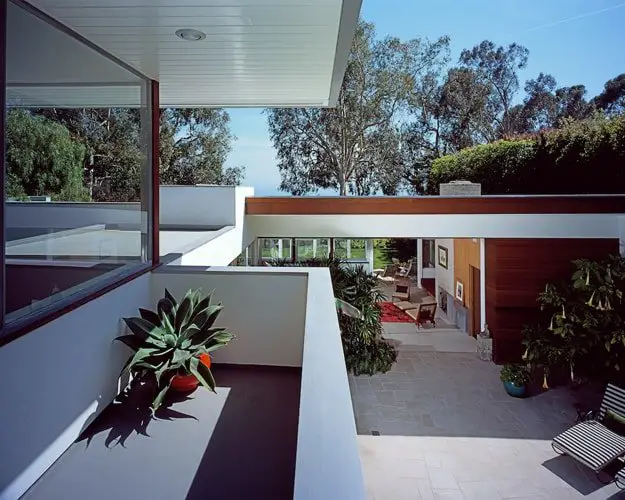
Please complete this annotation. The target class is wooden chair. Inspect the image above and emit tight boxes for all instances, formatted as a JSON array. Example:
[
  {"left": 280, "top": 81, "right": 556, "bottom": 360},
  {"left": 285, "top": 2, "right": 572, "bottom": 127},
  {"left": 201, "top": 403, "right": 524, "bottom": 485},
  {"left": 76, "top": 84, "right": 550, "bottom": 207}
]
[
  {"left": 391, "top": 283, "right": 410, "bottom": 302},
  {"left": 395, "top": 259, "right": 414, "bottom": 279},
  {"left": 376, "top": 265, "right": 398, "bottom": 284},
  {"left": 406, "top": 302, "right": 437, "bottom": 328}
]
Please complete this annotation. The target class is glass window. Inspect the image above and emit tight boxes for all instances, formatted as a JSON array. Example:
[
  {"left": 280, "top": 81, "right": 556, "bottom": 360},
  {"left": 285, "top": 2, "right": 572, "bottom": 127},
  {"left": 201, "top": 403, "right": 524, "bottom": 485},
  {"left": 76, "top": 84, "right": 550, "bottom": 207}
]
[
  {"left": 422, "top": 239, "right": 436, "bottom": 268},
  {"left": 4, "top": 2, "right": 153, "bottom": 324},
  {"left": 259, "top": 238, "right": 292, "bottom": 261}
]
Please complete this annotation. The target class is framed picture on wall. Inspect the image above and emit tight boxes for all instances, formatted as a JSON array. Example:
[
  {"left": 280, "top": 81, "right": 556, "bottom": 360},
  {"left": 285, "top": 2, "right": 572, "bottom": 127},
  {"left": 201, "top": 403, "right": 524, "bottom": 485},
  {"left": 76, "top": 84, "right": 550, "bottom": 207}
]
[
  {"left": 455, "top": 280, "right": 464, "bottom": 304},
  {"left": 438, "top": 245, "right": 448, "bottom": 269}
]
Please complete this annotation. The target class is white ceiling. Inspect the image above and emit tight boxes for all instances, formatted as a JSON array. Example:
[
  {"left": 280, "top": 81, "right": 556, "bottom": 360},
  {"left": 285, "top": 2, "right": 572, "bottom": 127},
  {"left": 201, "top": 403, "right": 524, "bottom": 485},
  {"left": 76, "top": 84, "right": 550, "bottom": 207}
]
[{"left": 24, "top": 0, "right": 362, "bottom": 108}]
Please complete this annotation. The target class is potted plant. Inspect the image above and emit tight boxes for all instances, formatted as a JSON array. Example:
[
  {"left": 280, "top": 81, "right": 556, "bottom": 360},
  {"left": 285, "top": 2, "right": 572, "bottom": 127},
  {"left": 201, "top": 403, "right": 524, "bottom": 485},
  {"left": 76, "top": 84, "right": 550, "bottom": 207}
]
[
  {"left": 115, "top": 288, "right": 235, "bottom": 414},
  {"left": 500, "top": 364, "right": 530, "bottom": 398}
]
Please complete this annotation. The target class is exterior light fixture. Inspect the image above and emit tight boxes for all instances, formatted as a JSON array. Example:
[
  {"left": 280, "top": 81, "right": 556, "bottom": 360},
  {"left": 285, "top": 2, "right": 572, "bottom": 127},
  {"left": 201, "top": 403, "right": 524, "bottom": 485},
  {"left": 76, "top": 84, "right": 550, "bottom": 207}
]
[{"left": 175, "top": 29, "right": 206, "bottom": 41}]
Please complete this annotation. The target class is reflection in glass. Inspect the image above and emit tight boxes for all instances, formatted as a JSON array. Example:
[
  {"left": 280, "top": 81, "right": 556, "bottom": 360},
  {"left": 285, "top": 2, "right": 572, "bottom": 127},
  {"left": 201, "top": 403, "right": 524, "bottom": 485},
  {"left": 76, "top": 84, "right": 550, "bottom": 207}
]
[{"left": 4, "top": 1, "right": 152, "bottom": 321}]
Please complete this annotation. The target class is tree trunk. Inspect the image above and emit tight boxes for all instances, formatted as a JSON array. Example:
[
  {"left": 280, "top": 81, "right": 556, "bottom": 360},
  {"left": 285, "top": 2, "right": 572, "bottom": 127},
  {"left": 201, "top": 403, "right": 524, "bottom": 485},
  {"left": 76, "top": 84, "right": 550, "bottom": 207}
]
[{"left": 339, "top": 176, "right": 347, "bottom": 196}]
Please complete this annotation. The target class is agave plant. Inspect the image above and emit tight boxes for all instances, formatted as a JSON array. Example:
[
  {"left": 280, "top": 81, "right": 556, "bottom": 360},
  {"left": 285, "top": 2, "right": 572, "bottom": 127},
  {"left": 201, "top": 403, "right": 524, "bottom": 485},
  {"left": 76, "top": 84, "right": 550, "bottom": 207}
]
[{"left": 115, "top": 288, "right": 235, "bottom": 414}]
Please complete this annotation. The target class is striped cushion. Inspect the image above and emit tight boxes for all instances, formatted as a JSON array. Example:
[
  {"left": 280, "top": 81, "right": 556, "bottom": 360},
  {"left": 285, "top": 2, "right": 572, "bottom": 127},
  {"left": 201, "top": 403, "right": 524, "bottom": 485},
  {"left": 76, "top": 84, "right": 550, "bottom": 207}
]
[
  {"left": 616, "top": 467, "right": 625, "bottom": 487},
  {"left": 553, "top": 420, "right": 625, "bottom": 471},
  {"left": 599, "top": 384, "right": 625, "bottom": 421}
]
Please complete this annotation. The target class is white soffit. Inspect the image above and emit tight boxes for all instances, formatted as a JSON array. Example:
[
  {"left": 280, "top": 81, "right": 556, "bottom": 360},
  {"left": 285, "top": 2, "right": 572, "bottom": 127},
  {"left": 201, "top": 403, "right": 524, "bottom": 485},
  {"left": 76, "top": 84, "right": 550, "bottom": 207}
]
[{"left": 25, "top": 0, "right": 362, "bottom": 108}]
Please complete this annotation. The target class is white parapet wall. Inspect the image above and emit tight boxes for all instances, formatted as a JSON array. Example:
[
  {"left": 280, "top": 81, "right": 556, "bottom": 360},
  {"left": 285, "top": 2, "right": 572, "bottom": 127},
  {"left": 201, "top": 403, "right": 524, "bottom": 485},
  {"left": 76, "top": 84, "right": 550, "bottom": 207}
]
[
  {"left": 150, "top": 266, "right": 366, "bottom": 500},
  {"left": 246, "top": 213, "right": 623, "bottom": 239},
  {"left": 165, "top": 186, "right": 255, "bottom": 267}
]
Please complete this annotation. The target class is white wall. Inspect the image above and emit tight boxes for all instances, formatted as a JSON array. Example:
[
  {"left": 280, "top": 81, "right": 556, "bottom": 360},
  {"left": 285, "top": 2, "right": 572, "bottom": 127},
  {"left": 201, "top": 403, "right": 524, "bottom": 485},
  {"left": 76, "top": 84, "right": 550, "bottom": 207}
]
[
  {"left": 0, "top": 274, "right": 152, "bottom": 500},
  {"left": 246, "top": 213, "right": 622, "bottom": 239},
  {"left": 435, "top": 239, "right": 454, "bottom": 297},
  {"left": 150, "top": 267, "right": 307, "bottom": 367},
  {"left": 295, "top": 268, "right": 366, "bottom": 500},
  {"left": 169, "top": 187, "right": 255, "bottom": 266},
  {"left": 160, "top": 186, "right": 236, "bottom": 227},
  {"left": 6, "top": 202, "right": 141, "bottom": 230}
]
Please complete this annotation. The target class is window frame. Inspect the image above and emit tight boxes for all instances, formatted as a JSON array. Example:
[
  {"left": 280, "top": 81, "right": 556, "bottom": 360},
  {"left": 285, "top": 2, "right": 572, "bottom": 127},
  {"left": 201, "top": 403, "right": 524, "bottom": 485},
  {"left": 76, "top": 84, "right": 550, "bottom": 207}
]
[{"left": 0, "top": 0, "right": 161, "bottom": 347}]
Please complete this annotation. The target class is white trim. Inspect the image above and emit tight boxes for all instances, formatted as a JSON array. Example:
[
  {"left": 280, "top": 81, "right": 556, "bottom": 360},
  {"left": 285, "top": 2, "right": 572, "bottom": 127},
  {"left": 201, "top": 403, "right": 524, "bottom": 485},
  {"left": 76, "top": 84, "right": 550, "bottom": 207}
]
[
  {"left": 327, "top": 0, "right": 362, "bottom": 106},
  {"left": 480, "top": 238, "right": 487, "bottom": 332}
]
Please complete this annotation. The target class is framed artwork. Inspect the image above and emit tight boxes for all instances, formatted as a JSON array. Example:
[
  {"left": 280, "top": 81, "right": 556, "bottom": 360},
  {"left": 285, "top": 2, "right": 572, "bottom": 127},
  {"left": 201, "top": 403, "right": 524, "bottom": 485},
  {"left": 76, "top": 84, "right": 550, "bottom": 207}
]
[
  {"left": 455, "top": 280, "right": 464, "bottom": 303},
  {"left": 437, "top": 245, "right": 448, "bottom": 269}
]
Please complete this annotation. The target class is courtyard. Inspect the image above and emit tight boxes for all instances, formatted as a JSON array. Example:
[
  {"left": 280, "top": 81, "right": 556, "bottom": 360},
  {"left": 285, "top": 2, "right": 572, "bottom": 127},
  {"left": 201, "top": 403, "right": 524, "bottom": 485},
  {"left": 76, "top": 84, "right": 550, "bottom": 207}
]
[{"left": 349, "top": 319, "right": 622, "bottom": 499}]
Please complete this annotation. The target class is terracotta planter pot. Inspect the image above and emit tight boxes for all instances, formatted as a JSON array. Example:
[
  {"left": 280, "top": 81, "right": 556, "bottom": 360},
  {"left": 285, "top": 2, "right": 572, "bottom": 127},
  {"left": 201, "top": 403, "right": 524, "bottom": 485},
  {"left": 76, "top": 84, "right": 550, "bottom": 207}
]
[{"left": 170, "top": 353, "right": 212, "bottom": 392}]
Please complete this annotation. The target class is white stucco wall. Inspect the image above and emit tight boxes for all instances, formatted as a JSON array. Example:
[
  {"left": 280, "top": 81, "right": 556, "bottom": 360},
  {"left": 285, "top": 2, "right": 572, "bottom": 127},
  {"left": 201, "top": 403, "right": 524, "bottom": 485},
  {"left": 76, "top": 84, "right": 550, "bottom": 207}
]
[
  {"left": 246, "top": 213, "right": 622, "bottom": 239},
  {"left": 435, "top": 239, "right": 454, "bottom": 297},
  {"left": 150, "top": 267, "right": 307, "bottom": 367},
  {"left": 160, "top": 186, "right": 236, "bottom": 227},
  {"left": 0, "top": 274, "right": 152, "bottom": 500}
]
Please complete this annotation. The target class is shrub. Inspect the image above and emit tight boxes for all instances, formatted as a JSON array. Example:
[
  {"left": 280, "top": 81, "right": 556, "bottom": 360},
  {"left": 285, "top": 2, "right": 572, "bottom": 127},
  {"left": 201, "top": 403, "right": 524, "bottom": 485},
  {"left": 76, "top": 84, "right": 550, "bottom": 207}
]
[
  {"left": 522, "top": 254, "right": 625, "bottom": 387},
  {"left": 428, "top": 114, "right": 625, "bottom": 194}
]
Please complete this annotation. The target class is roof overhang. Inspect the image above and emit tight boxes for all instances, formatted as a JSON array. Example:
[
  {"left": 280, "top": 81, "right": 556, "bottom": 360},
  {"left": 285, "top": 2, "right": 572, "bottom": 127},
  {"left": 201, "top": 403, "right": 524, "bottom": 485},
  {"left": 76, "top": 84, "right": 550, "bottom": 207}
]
[{"left": 23, "top": 0, "right": 362, "bottom": 108}]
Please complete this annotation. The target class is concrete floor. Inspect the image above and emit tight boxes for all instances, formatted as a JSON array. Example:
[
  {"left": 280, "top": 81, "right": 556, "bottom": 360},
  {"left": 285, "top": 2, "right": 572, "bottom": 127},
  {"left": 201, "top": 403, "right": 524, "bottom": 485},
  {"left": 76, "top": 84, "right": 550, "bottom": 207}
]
[{"left": 350, "top": 321, "right": 621, "bottom": 499}]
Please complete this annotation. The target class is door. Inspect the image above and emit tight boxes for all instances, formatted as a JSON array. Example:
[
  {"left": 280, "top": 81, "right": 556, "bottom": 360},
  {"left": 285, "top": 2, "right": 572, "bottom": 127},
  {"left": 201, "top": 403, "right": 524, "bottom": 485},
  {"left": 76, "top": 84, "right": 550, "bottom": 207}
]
[{"left": 470, "top": 266, "right": 481, "bottom": 336}]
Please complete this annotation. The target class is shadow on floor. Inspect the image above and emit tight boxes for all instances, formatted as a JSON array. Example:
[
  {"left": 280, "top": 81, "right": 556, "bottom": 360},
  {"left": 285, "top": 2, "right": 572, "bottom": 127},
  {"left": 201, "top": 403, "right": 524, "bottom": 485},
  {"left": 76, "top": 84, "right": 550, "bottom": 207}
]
[
  {"left": 541, "top": 455, "right": 608, "bottom": 495},
  {"left": 185, "top": 365, "right": 301, "bottom": 500}
]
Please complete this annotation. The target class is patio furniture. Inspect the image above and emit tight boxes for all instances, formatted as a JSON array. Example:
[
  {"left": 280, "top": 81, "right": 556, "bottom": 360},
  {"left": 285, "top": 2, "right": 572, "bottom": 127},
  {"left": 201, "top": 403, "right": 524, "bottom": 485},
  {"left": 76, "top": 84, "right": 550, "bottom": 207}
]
[
  {"left": 376, "top": 265, "right": 398, "bottom": 284},
  {"left": 405, "top": 303, "right": 437, "bottom": 328},
  {"left": 395, "top": 259, "right": 413, "bottom": 279},
  {"left": 391, "top": 283, "right": 410, "bottom": 302},
  {"left": 394, "top": 301, "right": 416, "bottom": 312},
  {"left": 552, "top": 384, "right": 625, "bottom": 481},
  {"left": 616, "top": 467, "right": 625, "bottom": 489}
]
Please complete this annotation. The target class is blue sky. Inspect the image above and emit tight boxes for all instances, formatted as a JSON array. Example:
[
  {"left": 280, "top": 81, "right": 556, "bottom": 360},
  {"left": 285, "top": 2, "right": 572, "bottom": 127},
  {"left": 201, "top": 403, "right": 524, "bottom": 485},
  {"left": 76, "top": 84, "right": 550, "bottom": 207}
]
[{"left": 226, "top": 0, "right": 625, "bottom": 195}]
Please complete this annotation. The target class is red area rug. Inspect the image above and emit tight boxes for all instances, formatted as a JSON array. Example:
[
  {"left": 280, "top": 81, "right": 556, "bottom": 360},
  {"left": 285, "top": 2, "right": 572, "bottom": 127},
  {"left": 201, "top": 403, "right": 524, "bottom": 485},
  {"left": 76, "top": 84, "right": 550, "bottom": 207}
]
[{"left": 378, "top": 301, "right": 414, "bottom": 323}]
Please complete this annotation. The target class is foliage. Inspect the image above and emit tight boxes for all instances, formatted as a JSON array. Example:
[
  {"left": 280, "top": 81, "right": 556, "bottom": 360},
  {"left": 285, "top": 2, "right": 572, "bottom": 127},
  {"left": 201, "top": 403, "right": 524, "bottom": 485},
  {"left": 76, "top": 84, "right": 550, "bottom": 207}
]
[
  {"left": 266, "top": 20, "right": 449, "bottom": 196},
  {"left": 6, "top": 110, "right": 89, "bottom": 201},
  {"left": 428, "top": 114, "right": 625, "bottom": 194},
  {"left": 116, "top": 288, "right": 235, "bottom": 414},
  {"left": 268, "top": 256, "right": 398, "bottom": 374},
  {"left": 160, "top": 109, "right": 245, "bottom": 186},
  {"left": 500, "top": 364, "right": 530, "bottom": 386},
  {"left": 593, "top": 73, "right": 625, "bottom": 116},
  {"left": 522, "top": 255, "right": 625, "bottom": 387},
  {"left": 33, "top": 107, "right": 244, "bottom": 202}
]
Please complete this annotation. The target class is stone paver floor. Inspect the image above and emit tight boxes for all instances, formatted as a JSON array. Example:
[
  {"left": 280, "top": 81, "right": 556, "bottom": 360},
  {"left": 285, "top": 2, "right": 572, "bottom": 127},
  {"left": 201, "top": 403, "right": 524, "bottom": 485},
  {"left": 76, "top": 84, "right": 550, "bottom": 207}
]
[{"left": 350, "top": 322, "right": 621, "bottom": 499}]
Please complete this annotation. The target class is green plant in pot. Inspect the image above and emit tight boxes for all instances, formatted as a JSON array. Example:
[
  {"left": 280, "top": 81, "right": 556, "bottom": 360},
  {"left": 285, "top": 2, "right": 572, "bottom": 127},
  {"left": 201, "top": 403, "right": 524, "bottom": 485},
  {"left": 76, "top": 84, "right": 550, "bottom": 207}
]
[
  {"left": 116, "top": 288, "right": 235, "bottom": 414},
  {"left": 500, "top": 364, "right": 530, "bottom": 398}
]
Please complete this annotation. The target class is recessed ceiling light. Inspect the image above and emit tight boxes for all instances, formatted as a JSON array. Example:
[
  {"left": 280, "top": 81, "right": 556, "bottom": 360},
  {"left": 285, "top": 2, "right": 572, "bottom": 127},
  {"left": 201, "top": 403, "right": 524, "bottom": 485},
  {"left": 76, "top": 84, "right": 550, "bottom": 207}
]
[{"left": 175, "top": 29, "right": 206, "bottom": 41}]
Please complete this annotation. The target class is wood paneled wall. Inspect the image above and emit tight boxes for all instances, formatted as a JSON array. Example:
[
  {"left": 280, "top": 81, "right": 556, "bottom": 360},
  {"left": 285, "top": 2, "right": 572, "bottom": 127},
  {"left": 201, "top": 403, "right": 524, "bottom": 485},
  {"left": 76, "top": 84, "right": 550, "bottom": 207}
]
[
  {"left": 246, "top": 196, "right": 625, "bottom": 215},
  {"left": 485, "top": 238, "right": 619, "bottom": 363},
  {"left": 454, "top": 238, "right": 481, "bottom": 333}
]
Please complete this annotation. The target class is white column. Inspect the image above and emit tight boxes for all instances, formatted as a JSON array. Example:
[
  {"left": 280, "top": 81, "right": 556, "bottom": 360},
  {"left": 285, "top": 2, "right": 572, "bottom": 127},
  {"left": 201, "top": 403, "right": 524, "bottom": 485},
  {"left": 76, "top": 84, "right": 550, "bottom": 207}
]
[
  {"left": 312, "top": 239, "right": 318, "bottom": 258},
  {"left": 278, "top": 239, "right": 283, "bottom": 258},
  {"left": 480, "top": 238, "right": 487, "bottom": 331},
  {"left": 365, "top": 239, "right": 374, "bottom": 271},
  {"left": 346, "top": 239, "right": 351, "bottom": 258},
  {"left": 416, "top": 238, "right": 423, "bottom": 288}
]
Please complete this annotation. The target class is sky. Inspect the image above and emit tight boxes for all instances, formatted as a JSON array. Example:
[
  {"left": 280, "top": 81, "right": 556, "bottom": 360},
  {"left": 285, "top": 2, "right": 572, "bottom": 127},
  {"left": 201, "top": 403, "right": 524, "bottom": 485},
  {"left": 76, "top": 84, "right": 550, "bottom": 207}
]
[{"left": 225, "top": 0, "right": 625, "bottom": 195}]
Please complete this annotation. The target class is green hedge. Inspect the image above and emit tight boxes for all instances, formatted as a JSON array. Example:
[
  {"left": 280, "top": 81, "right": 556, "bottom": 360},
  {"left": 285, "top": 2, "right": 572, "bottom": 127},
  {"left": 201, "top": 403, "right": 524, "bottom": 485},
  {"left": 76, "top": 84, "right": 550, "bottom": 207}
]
[{"left": 428, "top": 114, "right": 625, "bottom": 194}]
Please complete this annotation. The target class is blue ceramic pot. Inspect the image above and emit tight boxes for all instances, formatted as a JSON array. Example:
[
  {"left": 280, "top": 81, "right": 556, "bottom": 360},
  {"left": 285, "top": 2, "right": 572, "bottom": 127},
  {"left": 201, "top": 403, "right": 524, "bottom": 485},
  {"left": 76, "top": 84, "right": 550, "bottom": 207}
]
[{"left": 503, "top": 380, "right": 527, "bottom": 398}]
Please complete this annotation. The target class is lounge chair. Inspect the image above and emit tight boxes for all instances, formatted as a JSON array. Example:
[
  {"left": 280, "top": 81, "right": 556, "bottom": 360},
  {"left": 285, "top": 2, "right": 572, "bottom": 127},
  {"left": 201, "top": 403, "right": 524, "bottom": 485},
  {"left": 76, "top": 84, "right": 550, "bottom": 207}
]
[
  {"left": 405, "top": 302, "right": 437, "bottom": 328},
  {"left": 391, "top": 283, "right": 410, "bottom": 302},
  {"left": 395, "top": 259, "right": 413, "bottom": 279},
  {"left": 616, "top": 468, "right": 625, "bottom": 489},
  {"left": 552, "top": 384, "right": 625, "bottom": 481},
  {"left": 376, "top": 265, "right": 398, "bottom": 284}
]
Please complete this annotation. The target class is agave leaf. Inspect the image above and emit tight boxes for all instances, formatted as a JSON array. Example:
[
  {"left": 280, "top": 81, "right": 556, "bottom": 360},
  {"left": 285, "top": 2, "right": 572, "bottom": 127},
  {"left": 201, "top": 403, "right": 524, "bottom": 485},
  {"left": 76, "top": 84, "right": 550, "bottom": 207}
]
[
  {"left": 123, "top": 317, "right": 161, "bottom": 341},
  {"left": 152, "top": 378, "right": 173, "bottom": 416},
  {"left": 114, "top": 334, "right": 143, "bottom": 352},
  {"left": 177, "top": 325, "right": 200, "bottom": 345},
  {"left": 172, "top": 348, "right": 192, "bottom": 366},
  {"left": 157, "top": 298, "right": 175, "bottom": 323},
  {"left": 154, "top": 359, "right": 171, "bottom": 386},
  {"left": 188, "top": 327, "right": 227, "bottom": 347},
  {"left": 164, "top": 289, "right": 178, "bottom": 308},
  {"left": 197, "top": 305, "right": 224, "bottom": 331},
  {"left": 189, "top": 357, "right": 216, "bottom": 393},
  {"left": 175, "top": 294, "right": 193, "bottom": 332},
  {"left": 188, "top": 295, "right": 213, "bottom": 326},
  {"left": 138, "top": 308, "right": 161, "bottom": 327},
  {"left": 161, "top": 311, "right": 175, "bottom": 336},
  {"left": 126, "top": 347, "right": 164, "bottom": 372}
]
